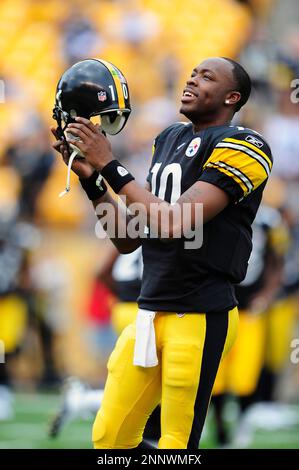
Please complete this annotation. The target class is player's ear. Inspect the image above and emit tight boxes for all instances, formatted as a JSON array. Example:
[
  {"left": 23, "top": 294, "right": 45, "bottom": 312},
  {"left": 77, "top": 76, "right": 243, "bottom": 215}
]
[{"left": 224, "top": 91, "right": 241, "bottom": 106}]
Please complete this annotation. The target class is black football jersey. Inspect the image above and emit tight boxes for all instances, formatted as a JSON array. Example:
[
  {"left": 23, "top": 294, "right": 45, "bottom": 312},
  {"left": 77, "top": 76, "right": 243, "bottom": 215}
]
[
  {"left": 236, "top": 205, "right": 288, "bottom": 310},
  {"left": 138, "top": 122, "right": 273, "bottom": 313},
  {"left": 112, "top": 247, "right": 142, "bottom": 302}
]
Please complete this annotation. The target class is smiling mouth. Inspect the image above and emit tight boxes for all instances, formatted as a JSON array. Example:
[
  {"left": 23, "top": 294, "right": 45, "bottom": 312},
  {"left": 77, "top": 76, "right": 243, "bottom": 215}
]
[
  {"left": 183, "top": 91, "right": 197, "bottom": 98},
  {"left": 181, "top": 91, "right": 197, "bottom": 103}
]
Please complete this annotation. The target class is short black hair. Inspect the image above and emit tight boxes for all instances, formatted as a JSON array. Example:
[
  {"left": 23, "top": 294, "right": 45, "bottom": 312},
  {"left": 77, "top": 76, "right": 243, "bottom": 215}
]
[{"left": 222, "top": 57, "right": 252, "bottom": 112}]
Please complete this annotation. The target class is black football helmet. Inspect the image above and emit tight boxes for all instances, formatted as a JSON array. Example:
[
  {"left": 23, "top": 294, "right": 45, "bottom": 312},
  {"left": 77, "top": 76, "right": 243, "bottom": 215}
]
[{"left": 53, "top": 58, "right": 131, "bottom": 138}]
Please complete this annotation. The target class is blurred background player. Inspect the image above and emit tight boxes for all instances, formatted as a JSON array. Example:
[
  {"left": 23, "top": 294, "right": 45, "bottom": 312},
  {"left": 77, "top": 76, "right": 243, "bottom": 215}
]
[
  {"left": 226, "top": 178, "right": 299, "bottom": 448},
  {"left": 212, "top": 199, "right": 289, "bottom": 445},
  {"left": 255, "top": 177, "right": 299, "bottom": 404},
  {"left": 0, "top": 121, "right": 66, "bottom": 421},
  {"left": 0, "top": 192, "right": 31, "bottom": 420}
]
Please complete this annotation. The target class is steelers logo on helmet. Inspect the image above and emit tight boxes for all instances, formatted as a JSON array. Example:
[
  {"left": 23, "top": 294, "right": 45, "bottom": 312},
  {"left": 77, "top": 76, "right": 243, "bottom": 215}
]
[{"left": 53, "top": 58, "right": 131, "bottom": 138}]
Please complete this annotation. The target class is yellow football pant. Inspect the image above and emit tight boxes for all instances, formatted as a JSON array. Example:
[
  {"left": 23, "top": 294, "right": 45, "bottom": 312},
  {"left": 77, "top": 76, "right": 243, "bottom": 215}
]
[
  {"left": 265, "top": 296, "right": 298, "bottom": 372},
  {"left": 110, "top": 302, "right": 138, "bottom": 336},
  {"left": 93, "top": 307, "right": 238, "bottom": 449},
  {"left": 213, "top": 311, "right": 266, "bottom": 396},
  {"left": 0, "top": 295, "right": 28, "bottom": 353}
]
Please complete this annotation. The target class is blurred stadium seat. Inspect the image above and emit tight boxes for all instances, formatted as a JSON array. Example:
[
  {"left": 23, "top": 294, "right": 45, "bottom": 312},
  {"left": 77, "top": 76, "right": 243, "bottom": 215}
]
[{"left": 0, "top": 0, "right": 253, "bottom": 224}]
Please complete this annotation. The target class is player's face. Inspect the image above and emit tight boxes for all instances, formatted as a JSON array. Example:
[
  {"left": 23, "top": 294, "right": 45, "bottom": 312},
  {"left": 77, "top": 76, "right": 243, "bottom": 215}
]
[{"left": 180, "top": 58, "right": 236, "bottom": 122}]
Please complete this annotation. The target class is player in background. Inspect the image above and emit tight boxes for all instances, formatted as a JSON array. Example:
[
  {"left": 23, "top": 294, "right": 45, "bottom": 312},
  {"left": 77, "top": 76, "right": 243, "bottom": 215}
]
[
  {"left": 257, "top": 178, "right": 299, "bottom": 403},
  {"left": 212, "top": 201, "right": 289, "bottom": 445},
  {"left": 228, "top": 178, "right": 299, "bottom": 447}
]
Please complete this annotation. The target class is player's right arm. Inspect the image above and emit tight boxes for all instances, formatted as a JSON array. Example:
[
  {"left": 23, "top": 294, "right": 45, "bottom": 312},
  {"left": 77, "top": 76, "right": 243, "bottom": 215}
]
[
  {"left": 91, "top": 190, "right": 143, "bottom": 254},
  {"left": 51, "top": 127, "right": 142, "bottom": 254}
]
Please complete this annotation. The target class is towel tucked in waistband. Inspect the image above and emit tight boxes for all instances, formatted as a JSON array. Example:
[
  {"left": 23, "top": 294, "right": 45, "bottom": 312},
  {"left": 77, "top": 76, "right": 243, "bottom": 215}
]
[{"left": 133, "top": 309, "right": 158, "bottom": 367}]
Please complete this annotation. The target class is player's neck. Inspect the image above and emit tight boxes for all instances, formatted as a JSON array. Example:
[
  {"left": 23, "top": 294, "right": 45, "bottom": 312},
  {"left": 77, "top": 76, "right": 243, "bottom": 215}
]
[{"left": 192, "top": 114, "right": 233, "bottom": 133}]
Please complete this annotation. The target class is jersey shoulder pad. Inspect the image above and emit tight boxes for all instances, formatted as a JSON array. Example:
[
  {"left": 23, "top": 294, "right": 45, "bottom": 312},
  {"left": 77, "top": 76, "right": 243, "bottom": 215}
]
[
  {"left": 201, "top": 125, "right": 273, "bottom": 202},
  {"left": 217, "top": 126, "right": 272, "bottom": 157}
]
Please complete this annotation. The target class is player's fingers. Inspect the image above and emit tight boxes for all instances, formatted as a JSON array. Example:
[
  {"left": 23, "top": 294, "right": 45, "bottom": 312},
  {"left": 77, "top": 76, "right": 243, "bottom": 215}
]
[
  {"left": 94, "top": 123, "right": 105, "bottom": 135},
  {"left": 75, "top": 116, "right": 96, "bottom": 133},
  {"left": 66, "top": 137, "right": 87, "bottom": 153},
  {"left": 66, "top": 127, "right": 88, "bottom": 142},
  {"left": 52, "top": 140, "right": 64, "bottom": 152},
  {"left": 50, "top": 126, "right": 59, "bottom": 139},
  {"left": 62, "top": 147, "right": 70, "bottom": 163},
  {"left": 67, "top": 122, "right": 93, "bottom": 138}
]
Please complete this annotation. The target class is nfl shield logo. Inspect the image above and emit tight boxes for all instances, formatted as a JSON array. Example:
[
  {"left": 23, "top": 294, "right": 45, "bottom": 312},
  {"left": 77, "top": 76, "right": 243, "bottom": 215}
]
[{"left": 98, "top": 91, "right": 107, "bottom": 102}]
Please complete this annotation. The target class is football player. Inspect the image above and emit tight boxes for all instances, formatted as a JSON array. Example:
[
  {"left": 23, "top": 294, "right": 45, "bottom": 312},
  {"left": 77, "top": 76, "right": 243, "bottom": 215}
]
[
  {"left": 212, "top": 203, "right": 289, "bottom": 445},
  {"left": 52, "top": 57, "right": 273, "bottom": 449},
  {"left": 257, "top": 179, "right": 299, "bottom": 403}
]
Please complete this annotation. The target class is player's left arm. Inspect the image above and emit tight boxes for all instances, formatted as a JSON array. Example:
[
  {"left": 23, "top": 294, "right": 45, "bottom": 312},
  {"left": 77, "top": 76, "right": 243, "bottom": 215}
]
[
  {"left": 66, "top": 118, "right": 229, "bottom": 237},
  {"left": 66, "top": 119, "right": 270, "bottom": 237}
]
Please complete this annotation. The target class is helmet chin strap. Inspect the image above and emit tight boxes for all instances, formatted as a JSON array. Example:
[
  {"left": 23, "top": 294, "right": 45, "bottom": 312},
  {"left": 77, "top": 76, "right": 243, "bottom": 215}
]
[
  {"left": 57, "top": 116, "right": 106, "bottom": 198},
  {"left": 59, "top": 146, "right": 82, "bottom": 198}
]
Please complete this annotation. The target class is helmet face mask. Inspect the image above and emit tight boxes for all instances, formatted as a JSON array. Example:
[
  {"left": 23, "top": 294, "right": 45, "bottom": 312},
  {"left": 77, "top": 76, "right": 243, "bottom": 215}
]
[
  {"left": 53, "top": 59, "right": 131, "bottom": 139},
  {"left": 100, "top": 110, "right": 129, "bottom": 135}
]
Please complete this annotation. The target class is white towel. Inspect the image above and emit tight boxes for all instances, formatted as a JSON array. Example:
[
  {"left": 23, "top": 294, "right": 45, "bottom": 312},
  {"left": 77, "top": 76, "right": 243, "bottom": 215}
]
[{"left": 133, "top": 309, "right": 158, "bottom": 367}]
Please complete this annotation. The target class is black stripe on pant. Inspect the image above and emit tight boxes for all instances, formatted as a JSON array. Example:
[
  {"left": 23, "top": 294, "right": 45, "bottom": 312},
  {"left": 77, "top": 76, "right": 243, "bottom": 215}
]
[{"left": 187, "top": 311, "right": 229, "bottom": 449}]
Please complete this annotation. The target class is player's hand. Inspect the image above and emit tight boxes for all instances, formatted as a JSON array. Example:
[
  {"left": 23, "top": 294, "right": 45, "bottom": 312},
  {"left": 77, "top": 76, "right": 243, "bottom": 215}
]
[
  {"left": 50, "top": 126, "right": 94, "bottom": 179},
  {"left": 247, "top": 294, "right": 270, "bottom": 315},
  {"left": 65, "top": 117, "right": 114, "bottom": 171}
]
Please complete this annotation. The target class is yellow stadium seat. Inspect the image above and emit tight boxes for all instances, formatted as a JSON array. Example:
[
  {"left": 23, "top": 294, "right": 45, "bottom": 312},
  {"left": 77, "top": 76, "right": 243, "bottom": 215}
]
[{"left": 0, "top": 0, "right": 253, "bottom": 221}]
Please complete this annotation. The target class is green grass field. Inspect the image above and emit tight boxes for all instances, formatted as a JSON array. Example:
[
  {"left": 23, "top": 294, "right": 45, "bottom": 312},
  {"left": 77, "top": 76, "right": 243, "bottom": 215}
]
[{"left": 0, "top": 393, "right": 299, "bottom": 449}]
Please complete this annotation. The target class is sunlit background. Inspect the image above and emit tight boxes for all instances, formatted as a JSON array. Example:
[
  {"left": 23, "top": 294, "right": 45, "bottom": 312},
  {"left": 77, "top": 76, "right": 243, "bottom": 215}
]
[{"left": 0, "top": 0, "right": 299, "bottom": 449}]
